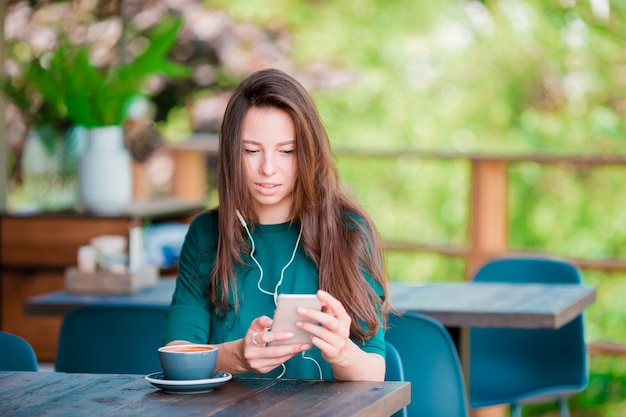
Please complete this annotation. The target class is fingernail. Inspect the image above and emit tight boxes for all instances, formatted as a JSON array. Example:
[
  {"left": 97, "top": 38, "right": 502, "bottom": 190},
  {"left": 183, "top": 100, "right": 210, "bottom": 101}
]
[
  {"left": 302, "top": 344, "right": 311, "bottom": 350},
  {"left": 318, "top": 290, "right": 328, "bottom": 296},
  {"left": 297, "top": 307, "right": 306, "bottom": 314}
]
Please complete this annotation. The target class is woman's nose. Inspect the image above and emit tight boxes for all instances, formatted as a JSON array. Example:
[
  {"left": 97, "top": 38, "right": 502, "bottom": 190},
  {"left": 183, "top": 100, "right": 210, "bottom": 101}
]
[{"left": 261, "top": 154, "right": 275, "bottom": 175}]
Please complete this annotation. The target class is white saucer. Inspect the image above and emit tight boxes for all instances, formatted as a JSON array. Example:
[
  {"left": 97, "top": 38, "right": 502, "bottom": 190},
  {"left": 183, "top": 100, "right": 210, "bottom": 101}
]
[{"left": 144, "top": 371, "right": 232, "bottom": 394}]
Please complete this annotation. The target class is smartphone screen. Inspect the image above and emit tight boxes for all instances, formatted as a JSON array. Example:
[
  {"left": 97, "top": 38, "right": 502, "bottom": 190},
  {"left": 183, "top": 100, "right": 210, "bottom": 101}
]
[{"left": 269, "top": 294, "right": 322, "bottom": 346}]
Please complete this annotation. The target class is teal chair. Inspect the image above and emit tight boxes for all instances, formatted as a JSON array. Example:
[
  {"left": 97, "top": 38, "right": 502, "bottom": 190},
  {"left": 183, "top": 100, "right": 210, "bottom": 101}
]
[
  {"left": 55, "top": 304, "right": 167, "bottom": 374},
  {"left": 0, "top": 331, "right": 39, "bottom": 371},
  {"left": 469, "top": 256, "right": 588, "bottom": 417},
  {"left": 385, "top": 340, "right": 407, "bottom": 417},
  {"left": 386, "top": 312, "right": 469, "bottom": 417}
]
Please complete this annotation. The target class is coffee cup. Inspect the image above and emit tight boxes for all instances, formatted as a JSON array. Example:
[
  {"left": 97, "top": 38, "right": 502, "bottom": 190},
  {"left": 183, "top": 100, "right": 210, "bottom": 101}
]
[{"left": 158, "top": 344, "right": 218, "bottom": 380}]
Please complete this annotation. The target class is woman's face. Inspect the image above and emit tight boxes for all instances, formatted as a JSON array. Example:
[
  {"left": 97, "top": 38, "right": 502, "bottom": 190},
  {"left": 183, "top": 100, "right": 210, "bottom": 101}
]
[{"left": 242, "top": 106, "right": 297, "bottom": 224}]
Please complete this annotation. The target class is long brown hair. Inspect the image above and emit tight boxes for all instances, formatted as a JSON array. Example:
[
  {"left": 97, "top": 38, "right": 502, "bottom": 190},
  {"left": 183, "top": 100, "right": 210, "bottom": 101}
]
[{"left": 211, "top": 68, "right": 390, "bottom": 341}]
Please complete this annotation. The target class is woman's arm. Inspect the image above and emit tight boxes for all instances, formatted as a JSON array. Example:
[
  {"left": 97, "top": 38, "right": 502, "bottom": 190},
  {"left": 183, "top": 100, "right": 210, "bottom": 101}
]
[{"left": 329, "top": 343, "right": 385, "bottom": 381}]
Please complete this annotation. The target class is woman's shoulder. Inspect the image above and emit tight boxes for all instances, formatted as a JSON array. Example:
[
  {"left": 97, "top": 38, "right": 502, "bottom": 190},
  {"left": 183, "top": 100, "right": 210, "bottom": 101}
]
[
  {"left": 191, "top": 208, "right": 219, "bottom": 224},
  {"left": 187, "top": 209, "right": 219, "bottom": 244}
]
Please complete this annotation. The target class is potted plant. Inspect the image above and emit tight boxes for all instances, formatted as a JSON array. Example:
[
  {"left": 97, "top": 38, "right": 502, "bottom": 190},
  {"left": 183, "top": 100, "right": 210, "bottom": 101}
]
[{"left": 3, "top": 15, "right": 189, "bottom": 213}]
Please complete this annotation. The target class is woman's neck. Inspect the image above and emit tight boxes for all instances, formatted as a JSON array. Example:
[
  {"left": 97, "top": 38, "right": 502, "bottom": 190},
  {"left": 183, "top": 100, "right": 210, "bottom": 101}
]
[{"left": 255, "top": 202, "right": 291, "bottom": 224}]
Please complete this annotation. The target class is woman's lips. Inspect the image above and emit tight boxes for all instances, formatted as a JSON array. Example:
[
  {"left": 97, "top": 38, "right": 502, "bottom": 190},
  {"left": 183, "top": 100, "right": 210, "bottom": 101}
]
[{"left": 255, "top": 182, "right": 281, "bottom": 195}]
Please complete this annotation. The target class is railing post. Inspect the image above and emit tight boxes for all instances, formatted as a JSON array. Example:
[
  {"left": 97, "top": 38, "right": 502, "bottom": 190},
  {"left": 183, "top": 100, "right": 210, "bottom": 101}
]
[
  {"left": 172, "top": 149, "right": 208, "bottom": 201},
  {"left": 169, "top": 134, "right": 219, "bottom": 201},
  {"left": 132, "top": 161, "right": 150, "bottom": 200},
  {"left": 466, "top": 159, "right": 509, "bottom": 279}
]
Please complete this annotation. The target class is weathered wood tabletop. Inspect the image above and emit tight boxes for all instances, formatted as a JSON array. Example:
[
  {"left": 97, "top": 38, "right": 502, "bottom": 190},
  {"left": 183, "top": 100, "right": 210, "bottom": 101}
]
[
  {"left": 388, "top": 282, "right": 596, "bottom": 329},
  {"left": 388, "top": 281, "right": 596, "bottom": 386},
  {"left": 0, "top": 371, "right": 410, "bottom": 417}
]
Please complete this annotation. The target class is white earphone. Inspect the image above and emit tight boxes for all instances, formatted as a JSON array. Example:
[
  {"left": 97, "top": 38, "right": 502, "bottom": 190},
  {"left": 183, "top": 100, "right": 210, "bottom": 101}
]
[{"left": 236, "top": 210, "right": 323, "bottom": 379}]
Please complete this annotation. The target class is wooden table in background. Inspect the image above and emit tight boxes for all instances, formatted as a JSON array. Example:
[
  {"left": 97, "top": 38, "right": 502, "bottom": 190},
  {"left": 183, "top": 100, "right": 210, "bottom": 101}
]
[
  {"left": 0, "top": 371, "right": 410, "bottom": 417},
  {"left": 388, "top": 281, "right": 596, "bottom": 329},
  {"left": 389, "top": 281, "right": 596, "bottom": 417},
  {"left": 389, "top": 281, "right": 595, "bottom": 371},
  {"left": 1, "top": 198, "right": 204, "bottom": 361}
]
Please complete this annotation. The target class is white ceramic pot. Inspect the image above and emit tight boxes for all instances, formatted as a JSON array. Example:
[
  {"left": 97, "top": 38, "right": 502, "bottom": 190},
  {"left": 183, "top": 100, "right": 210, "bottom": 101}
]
[{"left": 78, "top": 126, "right": 132, "bottom": 215}]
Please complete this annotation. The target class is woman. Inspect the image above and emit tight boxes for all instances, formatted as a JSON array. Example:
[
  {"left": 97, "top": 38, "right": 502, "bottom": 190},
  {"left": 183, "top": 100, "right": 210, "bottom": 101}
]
[{"left": 164, "top": 68, "right": 391, "bottom": 381}]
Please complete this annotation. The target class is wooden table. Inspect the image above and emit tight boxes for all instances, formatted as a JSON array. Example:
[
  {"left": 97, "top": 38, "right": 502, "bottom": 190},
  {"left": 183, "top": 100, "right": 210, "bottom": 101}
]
[
  {"left": 390, "top": 281, "right": 596, "bottom": 417},
  {"left": 389, "top": 281, "right": 595, "bottom": 362},
  {"left": 388, "top": 281, "right": 596, "bottom": 329},
  {"left": 0, "top": 371, "right": 410, "bottom": 417}
]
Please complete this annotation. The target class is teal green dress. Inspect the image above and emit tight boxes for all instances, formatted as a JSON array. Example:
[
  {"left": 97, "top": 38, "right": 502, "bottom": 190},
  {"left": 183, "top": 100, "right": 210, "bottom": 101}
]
[{"left": 164, "top": 210, "right": 385, "bottom": 380}]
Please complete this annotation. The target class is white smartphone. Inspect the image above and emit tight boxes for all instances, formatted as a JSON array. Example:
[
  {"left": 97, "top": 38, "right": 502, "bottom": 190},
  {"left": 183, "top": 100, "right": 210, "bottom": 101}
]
[{"left": 270, "top": 294, "right": 322, "bottom": 346}]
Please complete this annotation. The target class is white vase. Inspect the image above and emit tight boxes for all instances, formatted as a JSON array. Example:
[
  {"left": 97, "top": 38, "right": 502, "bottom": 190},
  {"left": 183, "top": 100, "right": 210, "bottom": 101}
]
[{"left": 78, "top": 126, "right": 132, "bottom": 215}]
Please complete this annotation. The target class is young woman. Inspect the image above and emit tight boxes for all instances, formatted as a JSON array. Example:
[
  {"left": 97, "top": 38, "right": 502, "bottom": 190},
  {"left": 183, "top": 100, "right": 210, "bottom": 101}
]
[{"left": 164, "top": 68, "right": 391, "bottom": 381}]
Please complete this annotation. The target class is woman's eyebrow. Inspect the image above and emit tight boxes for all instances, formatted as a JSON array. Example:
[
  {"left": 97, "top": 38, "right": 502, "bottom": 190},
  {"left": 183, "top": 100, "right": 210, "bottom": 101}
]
[{"left": 243, "top": 140, "right": 295, "bottom": 147}]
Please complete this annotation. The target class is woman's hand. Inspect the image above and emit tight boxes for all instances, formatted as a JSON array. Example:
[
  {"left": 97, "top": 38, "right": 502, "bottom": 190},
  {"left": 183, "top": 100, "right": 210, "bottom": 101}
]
[
  {"left": 216, "top": 293, "right": 384, "bottom": 380},
  {"left": 238, "top": 316, "right": 312, "bottom": 375},
  {"left": 295, "top": 290, "right": 351, "bottom": 365},
  {"left": 295, "top": 290, "right": 385, "bottom": 381}
]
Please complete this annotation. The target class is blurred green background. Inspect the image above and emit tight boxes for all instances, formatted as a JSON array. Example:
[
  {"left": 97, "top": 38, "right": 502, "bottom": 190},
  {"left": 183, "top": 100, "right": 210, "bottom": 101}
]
[{"left": 4, "top": 1, "right": 626, "bottom": 416}]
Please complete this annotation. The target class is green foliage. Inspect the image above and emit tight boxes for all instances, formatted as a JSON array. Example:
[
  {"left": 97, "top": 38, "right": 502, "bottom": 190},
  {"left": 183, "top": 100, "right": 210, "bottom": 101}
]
[
  {"left": 509, "top": 164, "right": 626, "bottom": 258},
  {"left": 336, "top": 156, "right": 468, "bottom": 250},
  {"left": 4, "top": 15, "right": 189, "bottom": 129}
]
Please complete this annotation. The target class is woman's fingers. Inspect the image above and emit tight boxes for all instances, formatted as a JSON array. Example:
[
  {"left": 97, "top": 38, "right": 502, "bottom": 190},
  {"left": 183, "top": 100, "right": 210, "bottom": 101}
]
[
  {"left": 298, "top": 290, "right": 351, "bottom": 336},
  {"left": 290, "top": 290, "right": 353, "bottom": 363},
  {"left": 242, "top": 315, "right": 314, "bottom": 374},
  {"left": 244, "top": 342, "right": 308, "bottom": 374}
]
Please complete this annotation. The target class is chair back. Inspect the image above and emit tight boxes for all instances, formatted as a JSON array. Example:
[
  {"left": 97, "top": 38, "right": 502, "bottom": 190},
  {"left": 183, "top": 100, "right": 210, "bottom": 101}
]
[
  {"left": 385, "top": 340, "right": 407, "bottom": 417},
  {"left": 0, "top": 331, "right": 38, "bottom": 371},
  {"left": 55, "top": 304, "right": 167, "bottom": 374},
  {"left": 386, "top": 312, "right": 469, "bottom": 417},
  {"left": 470, "top": 256, "right": 588, "bottom": 410}
]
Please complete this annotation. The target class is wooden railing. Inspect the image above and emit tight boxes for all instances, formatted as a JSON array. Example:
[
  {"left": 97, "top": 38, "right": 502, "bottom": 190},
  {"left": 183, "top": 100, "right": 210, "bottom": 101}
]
[{"left": 333, "top": 149, "right": 626, "bottom": 278}]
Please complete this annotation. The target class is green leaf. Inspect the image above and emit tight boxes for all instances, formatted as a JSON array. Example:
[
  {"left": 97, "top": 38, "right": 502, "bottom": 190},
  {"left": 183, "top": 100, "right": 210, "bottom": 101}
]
[{"left": 4, "top": 16, "right": 189, "bottom": 129}]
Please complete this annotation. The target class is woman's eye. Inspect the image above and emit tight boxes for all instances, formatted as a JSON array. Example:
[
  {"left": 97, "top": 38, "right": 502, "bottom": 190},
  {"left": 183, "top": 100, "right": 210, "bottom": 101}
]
[
  {"left": 245, "top": 149, "right": 259, "bottom": 154},
  {"left": 281, "top": 149, "right": 294, "bottom": 154}
]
